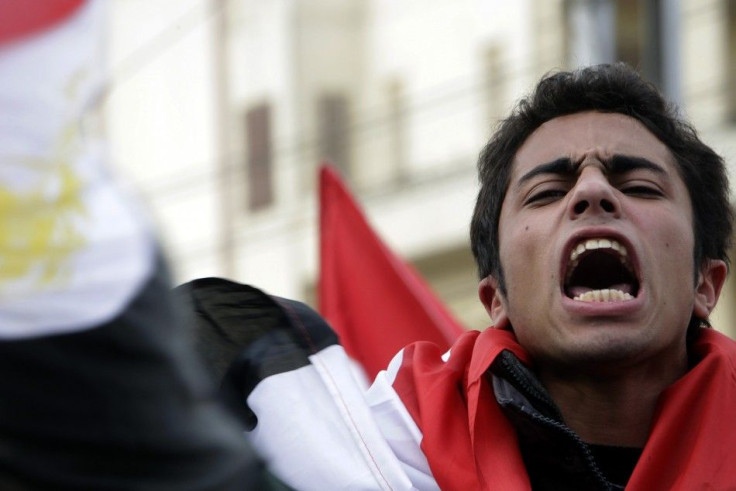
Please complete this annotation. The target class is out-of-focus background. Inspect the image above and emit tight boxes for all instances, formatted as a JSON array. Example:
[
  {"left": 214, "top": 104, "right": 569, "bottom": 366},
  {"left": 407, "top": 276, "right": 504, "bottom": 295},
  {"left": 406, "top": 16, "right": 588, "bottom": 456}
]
[{"left": 104, "top": 0, "right": 736, "bottom": 336}]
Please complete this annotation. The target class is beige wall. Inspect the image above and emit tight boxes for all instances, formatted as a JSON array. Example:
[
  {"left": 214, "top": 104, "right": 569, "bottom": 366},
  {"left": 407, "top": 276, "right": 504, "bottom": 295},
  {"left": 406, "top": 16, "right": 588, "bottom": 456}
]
[{"left": 106, "top": 0, "right": 736, "bottom": 338}]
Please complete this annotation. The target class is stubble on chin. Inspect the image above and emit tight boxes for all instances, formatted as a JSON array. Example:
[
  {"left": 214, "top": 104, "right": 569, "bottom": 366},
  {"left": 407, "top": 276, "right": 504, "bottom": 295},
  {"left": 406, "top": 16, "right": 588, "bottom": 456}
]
[{"left": 530, "top": 330, "right": 670, "bottom": 377}]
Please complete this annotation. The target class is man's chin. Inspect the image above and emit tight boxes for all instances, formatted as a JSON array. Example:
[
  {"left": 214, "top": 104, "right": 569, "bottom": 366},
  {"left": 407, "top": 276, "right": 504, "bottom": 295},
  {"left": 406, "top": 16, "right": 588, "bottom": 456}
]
[{"left": 539, "top": 332, "right": 661, "bottom": 373}]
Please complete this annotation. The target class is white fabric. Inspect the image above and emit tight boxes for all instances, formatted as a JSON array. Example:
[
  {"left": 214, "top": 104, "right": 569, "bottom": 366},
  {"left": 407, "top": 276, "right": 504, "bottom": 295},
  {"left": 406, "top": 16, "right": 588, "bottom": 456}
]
[
  {"left": 0, "top": 0, "right": 153, "bottom": 339},
  {"left": 365, "top": 350, "right": 439, "bottom": 490},
  {"left": 246, "top": 345, "right": 438, "bottom": 490}
]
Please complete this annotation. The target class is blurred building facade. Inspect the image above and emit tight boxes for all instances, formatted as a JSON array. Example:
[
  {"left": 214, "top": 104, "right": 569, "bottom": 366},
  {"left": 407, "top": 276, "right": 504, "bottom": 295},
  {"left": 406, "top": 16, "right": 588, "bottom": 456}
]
[{"left": 106, "top": 0, "right": 736, "bottom": 334}]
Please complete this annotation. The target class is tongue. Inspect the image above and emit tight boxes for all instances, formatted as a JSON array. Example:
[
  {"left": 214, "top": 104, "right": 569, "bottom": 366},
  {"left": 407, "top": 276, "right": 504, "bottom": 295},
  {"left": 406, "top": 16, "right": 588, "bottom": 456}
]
[{"left": 567, "top": 283, "right": 634, "bottom": 298}]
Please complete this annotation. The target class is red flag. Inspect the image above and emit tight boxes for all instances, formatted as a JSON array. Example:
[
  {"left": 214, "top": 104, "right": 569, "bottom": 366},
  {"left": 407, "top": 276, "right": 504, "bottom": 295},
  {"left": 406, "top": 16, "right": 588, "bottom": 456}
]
[{"left": 319, "top": 165, "right": 465, "bottom": 379}]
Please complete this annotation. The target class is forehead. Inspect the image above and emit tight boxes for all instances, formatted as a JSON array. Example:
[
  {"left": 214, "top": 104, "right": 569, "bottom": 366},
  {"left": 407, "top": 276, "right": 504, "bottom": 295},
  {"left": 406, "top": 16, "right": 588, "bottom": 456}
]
[{"left": 510, "top": 111, "right": 678, "bottom": 180}]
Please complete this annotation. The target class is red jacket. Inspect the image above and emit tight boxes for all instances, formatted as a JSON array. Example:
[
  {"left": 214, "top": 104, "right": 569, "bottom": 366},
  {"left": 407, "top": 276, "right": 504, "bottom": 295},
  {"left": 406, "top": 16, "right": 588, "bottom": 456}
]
[{"left": 393, "top": 327, "right": 736, "bottom": 489}]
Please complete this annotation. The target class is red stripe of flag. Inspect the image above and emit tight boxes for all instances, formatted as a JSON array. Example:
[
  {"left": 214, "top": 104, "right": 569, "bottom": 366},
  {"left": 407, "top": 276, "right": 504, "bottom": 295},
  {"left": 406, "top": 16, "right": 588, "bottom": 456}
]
[
  {"left": 318, "top": 164, "right": 465, "bottom": 379},
  {"left": 0, "top": 0, "right": 85, "bottom": 46}
]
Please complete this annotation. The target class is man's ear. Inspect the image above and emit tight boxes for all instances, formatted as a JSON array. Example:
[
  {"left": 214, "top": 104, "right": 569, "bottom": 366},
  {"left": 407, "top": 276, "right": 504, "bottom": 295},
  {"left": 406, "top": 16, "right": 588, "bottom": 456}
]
[
  {"left": 478, "top": 275, "right": 509, "bottom": 329},
  {"left": 693, "top": 259, "right": 728, "bottom": 319}
]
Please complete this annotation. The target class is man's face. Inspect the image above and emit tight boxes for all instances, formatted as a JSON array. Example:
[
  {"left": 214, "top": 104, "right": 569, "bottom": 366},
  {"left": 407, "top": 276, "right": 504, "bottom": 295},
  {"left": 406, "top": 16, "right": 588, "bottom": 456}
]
[{"left": 481, "top": 111, "right": 725, "bottom": 373}]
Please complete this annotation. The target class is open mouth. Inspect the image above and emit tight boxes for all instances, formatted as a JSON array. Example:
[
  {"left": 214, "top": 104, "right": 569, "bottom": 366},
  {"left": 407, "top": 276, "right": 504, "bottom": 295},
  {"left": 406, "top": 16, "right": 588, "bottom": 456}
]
[{"left": 564, "top": 238, "right": 639, "bottom": 303}]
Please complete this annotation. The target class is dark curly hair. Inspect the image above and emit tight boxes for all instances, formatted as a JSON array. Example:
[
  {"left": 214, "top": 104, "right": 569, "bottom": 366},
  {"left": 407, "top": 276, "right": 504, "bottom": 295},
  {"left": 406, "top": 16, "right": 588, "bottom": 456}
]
[{"left": 470, "top": 63, "right": 733, "bottom": 293}]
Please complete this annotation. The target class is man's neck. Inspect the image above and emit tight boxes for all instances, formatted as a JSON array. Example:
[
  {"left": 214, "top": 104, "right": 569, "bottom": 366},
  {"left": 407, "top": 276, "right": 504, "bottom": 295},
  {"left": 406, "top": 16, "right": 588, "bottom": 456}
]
[{"left": 538, "top": 356, "right": 688, "bottom": 447}]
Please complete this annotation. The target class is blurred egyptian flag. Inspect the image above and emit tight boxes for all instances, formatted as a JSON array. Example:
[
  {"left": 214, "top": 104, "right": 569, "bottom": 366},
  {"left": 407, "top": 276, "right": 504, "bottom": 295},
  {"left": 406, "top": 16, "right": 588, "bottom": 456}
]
[
  {"left": 0, "top": 2, "right": 270, "bottom": 488},
  {"left": 319, "top": 165, "right": 465, "bottom": 379},
  {"left": 0, "top": 0, "right": 152, "bottom": 338}
]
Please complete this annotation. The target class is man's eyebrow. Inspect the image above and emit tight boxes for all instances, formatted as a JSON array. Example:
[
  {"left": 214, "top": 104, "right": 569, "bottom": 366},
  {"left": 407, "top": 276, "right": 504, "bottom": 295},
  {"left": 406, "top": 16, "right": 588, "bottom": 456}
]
[
  {"left": 608, "top": 154, "right": 667, "bottom": 175},
  {"left": 517, "top": 157, "right": 575, "bottom": 186},
  {"left": 516, "top": 154, "right": 667, "bottom": 188}
]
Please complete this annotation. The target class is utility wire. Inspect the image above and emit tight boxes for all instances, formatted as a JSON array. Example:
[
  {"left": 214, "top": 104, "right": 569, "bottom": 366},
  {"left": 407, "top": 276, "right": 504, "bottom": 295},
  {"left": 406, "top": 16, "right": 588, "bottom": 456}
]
[
  {"left": 103, "top": 0, "right": 553, "bottom": 190},
  {"left": 102, "top": 0, "right": 223, "bottom": 100},
  {"left": 124, "top": 57, "right": 736, "bottom": 204},
  {"left": 121, "top": 54, "right": 550, "bottom": 200},
  {"left": 106, "top": 0, "right": 735, "bottom": 202}
]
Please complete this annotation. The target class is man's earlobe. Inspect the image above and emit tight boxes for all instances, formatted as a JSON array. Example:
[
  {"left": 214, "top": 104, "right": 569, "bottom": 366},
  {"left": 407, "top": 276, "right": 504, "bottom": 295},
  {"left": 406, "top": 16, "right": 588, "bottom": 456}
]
[
  {"left": 693, "top": 259, "right": 728, "bottom": 319},
  {"left": 478, "top": 276, "right": 509, "bottom": 329}
]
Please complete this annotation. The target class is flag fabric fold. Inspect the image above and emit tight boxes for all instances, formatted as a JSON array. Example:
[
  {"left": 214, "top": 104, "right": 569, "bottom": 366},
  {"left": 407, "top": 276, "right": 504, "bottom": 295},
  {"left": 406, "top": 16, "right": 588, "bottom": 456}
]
[
  {"left": 318, "top": 165, "right": 465, "bottom": 379},
  {"left": 0, "top": 0, "right": 152, "bottom": 339},
  {"left": 176, "top": 278, "right": 440, "bottom": 490},
  {"left": 0, "top": 3, "right": 271, "bottom": 488}
]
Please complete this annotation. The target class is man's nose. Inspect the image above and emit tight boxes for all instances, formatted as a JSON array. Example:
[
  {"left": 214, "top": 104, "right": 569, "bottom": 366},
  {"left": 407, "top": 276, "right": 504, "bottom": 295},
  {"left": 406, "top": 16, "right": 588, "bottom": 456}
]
[{"left": 567, "top": 167, "right": 621, "bottom": 219}]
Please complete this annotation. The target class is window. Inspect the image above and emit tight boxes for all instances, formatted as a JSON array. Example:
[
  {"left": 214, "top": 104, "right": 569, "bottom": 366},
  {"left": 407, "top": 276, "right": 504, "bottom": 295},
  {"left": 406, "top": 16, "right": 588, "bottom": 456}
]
[
  {"left": 565, "top": 0, "right": 615, "bottom": 66},
  {"left": 728, "top": 0, "right": 736, "bottom": 120},
  {"left": 386, "top": 78, "right": 406, "bottom": 181},
  {"left": 245, "top": 103, "right": 273, "bottom": 211},
  {"left": 482, "top": 43, "right": 505, "bottom": 125},
  {"left": 615, "top": 0, "right": 662, "bottom": 87},
  {"left": 317, "top": 94, "right": 351, "bottom": 174},
  {"left": 565, "top": 0, "right": 666, "bottom": 88}
]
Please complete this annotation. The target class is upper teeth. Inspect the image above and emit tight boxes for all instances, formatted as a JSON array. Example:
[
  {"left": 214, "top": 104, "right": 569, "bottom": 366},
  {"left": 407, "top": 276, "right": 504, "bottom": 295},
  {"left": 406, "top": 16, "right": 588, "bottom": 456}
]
[{"left": 569, "top": 238, "right": 627, "bottom": 263}]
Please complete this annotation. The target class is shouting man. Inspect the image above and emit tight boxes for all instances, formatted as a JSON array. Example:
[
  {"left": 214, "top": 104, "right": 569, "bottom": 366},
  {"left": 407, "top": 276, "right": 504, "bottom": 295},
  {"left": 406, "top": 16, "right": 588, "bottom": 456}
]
[
  {"left": 4, "top": 6, "right": 732, "bottom": 489},
  {"left": 184, "top": 63, "right": 736, "bottom": 490},
  {"left": 465, "top": 63, "right": 734, "bottom": 488}
]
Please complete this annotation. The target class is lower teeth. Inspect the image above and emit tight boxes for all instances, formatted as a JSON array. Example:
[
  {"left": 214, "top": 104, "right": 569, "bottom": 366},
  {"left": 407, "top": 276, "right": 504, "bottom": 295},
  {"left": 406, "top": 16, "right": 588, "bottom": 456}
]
[{"left": 573, "top": 289, "right": 633, "bottom": 302}]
